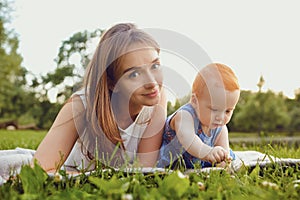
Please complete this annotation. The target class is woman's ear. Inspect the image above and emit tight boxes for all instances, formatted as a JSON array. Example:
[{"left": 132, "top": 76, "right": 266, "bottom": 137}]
[{"left": 107, "top": 77, "right": 119, "bottom": 93}]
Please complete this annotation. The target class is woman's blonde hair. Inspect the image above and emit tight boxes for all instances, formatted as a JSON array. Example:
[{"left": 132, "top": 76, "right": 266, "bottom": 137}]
[
  {"left": 192, "top": 63, "right": 239, "bottom": 98},
  {"left": 81, "top": 23, "right": 159, "bottom": 165}
]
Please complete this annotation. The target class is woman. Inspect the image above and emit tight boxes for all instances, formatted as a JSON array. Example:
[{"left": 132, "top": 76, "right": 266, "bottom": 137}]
[{"left": 33, "top": 23, "right": 167, "bottom": 172}]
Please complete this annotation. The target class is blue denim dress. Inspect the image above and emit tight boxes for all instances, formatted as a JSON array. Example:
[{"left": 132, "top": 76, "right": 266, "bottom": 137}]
[{"left": 158, "top": 103, "right": 235, "bottom": 169}]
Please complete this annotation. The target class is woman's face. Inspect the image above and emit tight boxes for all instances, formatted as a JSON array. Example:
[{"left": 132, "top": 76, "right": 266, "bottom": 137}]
[{"left": 112, "top": 46, "right": 163, "bottom": 108}]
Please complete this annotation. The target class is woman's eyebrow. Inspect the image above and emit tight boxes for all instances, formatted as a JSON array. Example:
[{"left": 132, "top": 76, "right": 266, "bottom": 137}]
[
  {"left": 123, "top": 57, "right": 160, "bottom": 74},
  {"left": 123, "top": 66, "right": 140, "bottom": 74}
]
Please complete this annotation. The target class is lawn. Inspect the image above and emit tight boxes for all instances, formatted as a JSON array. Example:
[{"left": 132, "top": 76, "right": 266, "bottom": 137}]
[
  {"left": 0, "top": 130, "right": 300, "bottom": 199},
  {"left": 0, "top": 130, "right": 46, "bottom": 150}
]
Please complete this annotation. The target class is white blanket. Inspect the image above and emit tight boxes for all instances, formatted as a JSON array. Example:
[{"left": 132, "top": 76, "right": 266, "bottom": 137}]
[
  {"left": 1, "top": 148, "right": 299, "bottom": 185},
  {"left": 233, "top": 150, "right": 300, "bottom": 169},
  {"left": 0, "top": 148, "right": 35, "bottom": 185}
]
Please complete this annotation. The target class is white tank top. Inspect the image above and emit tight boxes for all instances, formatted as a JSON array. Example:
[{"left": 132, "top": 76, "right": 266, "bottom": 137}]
[{"left": 64, "top": 89, "right": 153, "bottom": 170}]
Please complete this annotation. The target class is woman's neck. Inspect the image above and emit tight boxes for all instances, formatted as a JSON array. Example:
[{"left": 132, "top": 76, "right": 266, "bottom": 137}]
[{"left": 112, "top": 97, "right": 143, "bottom": 129}]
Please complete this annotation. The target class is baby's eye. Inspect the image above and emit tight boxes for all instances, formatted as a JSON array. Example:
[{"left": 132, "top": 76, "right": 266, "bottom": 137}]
[
  {"left": 210, "top": 108, "right": 218, "bottom": 112},
  {"left": 151, "top": 63, "right": 161, "bottom": 70},
  {"left": 225, "top": 110, "right": 232, "bottom": 114}
]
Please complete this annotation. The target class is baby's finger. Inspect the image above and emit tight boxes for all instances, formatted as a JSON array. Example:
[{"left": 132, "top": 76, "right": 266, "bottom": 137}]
[
  {"left": 213, "top": 152, "right": 223, "bottom": 163},
  {"left": 208, "top": 156, "right": 217, "bottom": 164},
  {"left": 218, "top": 150, "right": 227, "bottom": 162},
  {"left": 226, "top": 152, "right": 232, "bottom": 161}
]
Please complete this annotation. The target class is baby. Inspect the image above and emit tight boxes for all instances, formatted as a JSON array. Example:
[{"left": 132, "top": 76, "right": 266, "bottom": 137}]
[{"left": 158, "top": 63, "right": 240, "bottom": 169}]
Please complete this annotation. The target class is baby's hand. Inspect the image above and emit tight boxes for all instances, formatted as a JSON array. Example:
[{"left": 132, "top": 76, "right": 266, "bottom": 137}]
[
  {"left": 203, "top": 146, "right": 228, "bottom": 164},
  {"left": 216, "top": 156, "right": 232, "bottom": 168}
]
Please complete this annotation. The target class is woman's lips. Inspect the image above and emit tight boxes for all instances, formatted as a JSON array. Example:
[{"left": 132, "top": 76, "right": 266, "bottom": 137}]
[{"left": 143, "top": 90, "right": 158, "bottom": 98}]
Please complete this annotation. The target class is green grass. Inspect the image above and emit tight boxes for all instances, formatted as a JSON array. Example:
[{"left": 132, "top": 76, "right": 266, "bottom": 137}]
[
  {"left": 1, "top": 130, "right": 300, "bottom": 199},
  {"left": 0, "top": 130, "right": 46, "bottom": 150},
  {"left": 229, "top": 131, "right": 300, "bottom": 138}
]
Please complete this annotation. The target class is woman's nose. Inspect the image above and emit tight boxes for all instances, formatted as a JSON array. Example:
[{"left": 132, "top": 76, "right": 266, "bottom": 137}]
[
  {"left": 144, "top": 82, "right": 156, "bottom": 89},
  {"left": 143, "top": 72, "right": 157, "bottom": 89}
]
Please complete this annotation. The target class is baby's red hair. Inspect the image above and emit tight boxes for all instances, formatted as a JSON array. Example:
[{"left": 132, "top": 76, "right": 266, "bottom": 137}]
[{"left": 192, "top": 63, "right": 239, "bottom": 98}]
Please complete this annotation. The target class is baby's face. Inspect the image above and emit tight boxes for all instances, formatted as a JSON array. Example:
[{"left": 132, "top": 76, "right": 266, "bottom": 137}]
[{"left": 194, "top": 84, "right": 240, "bottom": 129}]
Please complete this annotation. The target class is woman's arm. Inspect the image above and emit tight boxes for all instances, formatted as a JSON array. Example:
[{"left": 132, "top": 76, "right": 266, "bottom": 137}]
[
  {"left": 33, "top": 96, "right": 84, "bottom": 172},
  {"left": 137, "top": 88, "right": 167, "bottom": 167}
]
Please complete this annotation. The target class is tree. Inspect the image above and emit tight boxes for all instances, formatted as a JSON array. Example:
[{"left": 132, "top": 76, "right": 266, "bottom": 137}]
[
  {"left": 0, "top": 0, "right": 34, "bottom": 125},
  {"left": 167, "top": 93, "right": 190, "bottom": 116},
  {"left": 227, "top": 90, "right": 253, "bottom": 131},
  {"left": 167, "top": 99, "right": 181, "bottom": 116},
  {"left": 56, "top": 29, "right": 103, "bottom": 69},
  {"left": 30, "top": 29, "right": 103, "bottom": 104},
  {"left": 22, "top": 29, "right": 104, "bottom": 128},
  {"left": 285, "top": 88, "right": 300, "bottom": 135},
  {"left": 233, "top": 76, "right": 290, "bottom": 134}
]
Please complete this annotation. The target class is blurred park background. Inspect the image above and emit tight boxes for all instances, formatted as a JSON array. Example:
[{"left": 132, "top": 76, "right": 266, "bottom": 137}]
[{"left": 1, "top": 0, "right": 299, "bottom": 143}]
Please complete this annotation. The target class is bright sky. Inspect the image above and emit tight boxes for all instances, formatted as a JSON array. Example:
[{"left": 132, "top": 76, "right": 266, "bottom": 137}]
[{"left": 10, "top": 0, "right": 300, "bottom": 100}]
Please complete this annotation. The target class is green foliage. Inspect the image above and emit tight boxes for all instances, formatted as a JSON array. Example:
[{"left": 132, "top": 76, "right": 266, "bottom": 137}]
[
  {"left": 1, "top": 130, "right": 300, "bottom": 199},
  {"left": 167, "top": 100, "right": 179, "bottom": 116},
  {"left": 88, "top": 175, "right": 129, "bottom": 198},
  {"left": 0, "top": 0, "right": 58, "bottom": 129},
  {"left": 167, "top": 93, "right": 190, "bottom": 116},
  {"left": 2, "top": 162, "right": 300, "bottom": 199},
  {"left": 42, "top": 65, "right": 75, "bottom": 86},
  {"left": 19, "top": 162, "right": 48, "bottom": 194},
  {"left": 56, "top": 29, "right": 102, "bottom": 68},
  {"left": 289, "top": 107, "right": 300, "bottom": 132},
  {"left": 230, "top": 90, "right": 290, "bottom": 133},
  {"left": 0, "top": 0, "right": 31, "bottom": 124},
  {"left": 285, "top": 95, "right": 300, "bottom": 134},
  {"left": 158, "top": 171, "right": 189, "bottom": 199},
  {"left": 1, "top": 4, "right": 103, "bottom": 129},
  {"left": 28, "top": 29, "right": 103, "bottom": 106}
]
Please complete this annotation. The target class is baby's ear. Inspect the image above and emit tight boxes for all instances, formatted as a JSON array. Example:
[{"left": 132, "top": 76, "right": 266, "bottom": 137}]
[{"left": 190, "top": 93, "right": 198, "bottom": 106}]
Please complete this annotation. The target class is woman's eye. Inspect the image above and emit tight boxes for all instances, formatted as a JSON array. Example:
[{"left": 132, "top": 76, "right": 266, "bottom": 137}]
[
  {"left": 151, "top": 63, "right": 161, "bottom": 70},
  {"left": 128, "top": 71, "right": 140, "bottom": 78}
]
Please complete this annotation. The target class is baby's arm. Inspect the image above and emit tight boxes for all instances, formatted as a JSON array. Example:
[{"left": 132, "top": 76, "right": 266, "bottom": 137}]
[
  {"left": 214, "top": 125, "right": 232, "bottom": 166},
  {"left": 214, "top": 126, "right": 230, "bottom": 155},
  {"left": 172, "top": 110, "right": 227, "bottom": 164}
]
